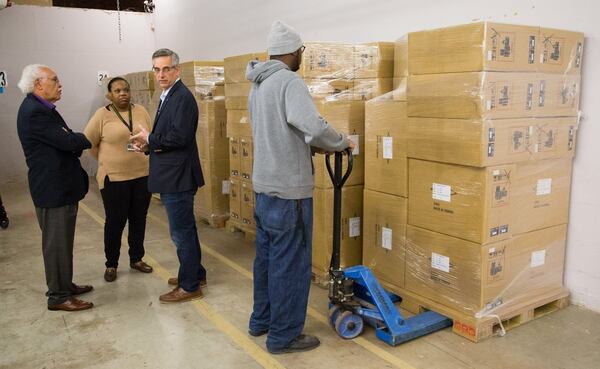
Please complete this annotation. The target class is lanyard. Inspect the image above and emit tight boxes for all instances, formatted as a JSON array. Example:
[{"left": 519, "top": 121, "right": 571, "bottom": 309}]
[{"left": 110, "top": 104, "right": 133, "bottom": 134}]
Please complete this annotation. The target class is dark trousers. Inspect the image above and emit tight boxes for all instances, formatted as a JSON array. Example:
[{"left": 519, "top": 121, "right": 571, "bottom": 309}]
[
  {"left": 35, "top": 203, "right": 78, "bottom": 306},
  {"left": 249, "top": 193, "right": 313, "bottom": 351},
  {"left": 160, "top": 190, "right": 206, "bottom": 292},
  {"left": 100, "top": 176, "right": 151, "bottom": 268}
]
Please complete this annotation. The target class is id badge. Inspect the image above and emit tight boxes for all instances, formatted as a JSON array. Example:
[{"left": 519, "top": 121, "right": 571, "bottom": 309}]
[{"left": 127, "top": 141, "right": 135, "bottom": 152}]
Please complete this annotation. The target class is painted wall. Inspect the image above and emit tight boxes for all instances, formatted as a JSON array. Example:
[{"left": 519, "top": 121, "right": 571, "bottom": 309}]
[
  {"left": 0, "top": 5, "right": 156, "bottom": 180},
  {"left": 152, "top": 0, "right": 599, "bottom": 311}
]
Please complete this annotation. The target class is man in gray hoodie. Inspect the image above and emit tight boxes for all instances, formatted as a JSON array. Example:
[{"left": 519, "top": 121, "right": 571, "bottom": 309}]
[{"left": 246, "top": 20, "right": 354, "bottom": 354}]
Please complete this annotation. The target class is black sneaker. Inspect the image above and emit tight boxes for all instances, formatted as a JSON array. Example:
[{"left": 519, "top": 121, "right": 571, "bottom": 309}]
[
  {"left": 268, "top": 334, "right": 320, "bottom": 354},
  {"left": 248, "top": 328, "right": 268, "bottom": 337}
]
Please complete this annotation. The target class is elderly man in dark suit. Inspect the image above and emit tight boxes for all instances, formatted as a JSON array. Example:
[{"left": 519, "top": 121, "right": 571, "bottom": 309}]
[
  {"left": 130, "top": 49, "right": 207, "bottom": 303},
  {"left": 16, "top": 64, "right": 94, "bottom": 311}
]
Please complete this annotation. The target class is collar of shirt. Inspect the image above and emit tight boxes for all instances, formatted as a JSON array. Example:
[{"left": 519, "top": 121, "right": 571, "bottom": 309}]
[
  {"left": 160, "top": 78, "right": 180, "bottom": 102},
  {"left": 31, "top": 93, "right": 56, "bottom": 110}
]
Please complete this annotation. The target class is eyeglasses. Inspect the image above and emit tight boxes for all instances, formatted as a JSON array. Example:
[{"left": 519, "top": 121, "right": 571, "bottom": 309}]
[
  {"left": 39, "top": 76, "right": 60, "bottom": 84},
  {"left": 152, "top": 65, "right": 177, "bottom": 74}
]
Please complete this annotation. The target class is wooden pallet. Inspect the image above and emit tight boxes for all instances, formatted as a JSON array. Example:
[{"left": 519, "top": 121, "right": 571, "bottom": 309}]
[
  {"left": 378, "top": 279, "right": 570, "bottom": 342},
  {"left": 197, "top": 213, "right": 229, "bottom": 229},
  {"left": 311, "top": 268, "right": 330, "bottom": 289},
  {"left": 226, "top": 220, "right": 256, "bottom": 242}
]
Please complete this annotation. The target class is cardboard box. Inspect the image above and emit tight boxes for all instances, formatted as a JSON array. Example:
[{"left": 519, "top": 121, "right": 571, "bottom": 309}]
[
  {"left": 312, "top": 185, "right": 364, "bottom": 273},
  {"left": 126, "top": 71, "right": 155, "bottom": 91},
  {"left": 224, "top": 52, "right": 268, "bottom": 84},
  {"left": 405, "top": 224, "right": 567, "bottom": 315},
  {"left": 131, "top": 90, "right": 153, "bottom": 112},
  {"left": 179, "top": 61, "right": 224, "bottom": 87},
  {"left": 364, "top": 96, "right": 409, "bottom": 197},
  {"left": 195, "top": 158, "right": 230, "bottom": 222},
  {"left": 312, "top": 100, "right": 365, "bottom": 188},
  {"left": 394, "top": 35, "right": 409, "bottom": 78},
  {"left": 538, "top": 28, "right": 584, "bottom": 75},
  {"left": 407, "top": 116, "right": 577, "bottom": 167},
  {"left": 407, "top": 72, "right": 537, "bottom": 119},
  {"left": 408, "top": 22, "right": 539, "bottom": 74},
  {"left": 197, "top": 98, "right": 228, "bottom": 161},
  {"left": 392, "top": 77, "right": 407, "bottom": 101},
  {"left": 225, "top": 82, "right": 251, "bottom": 110},
  {"left": 535, "top": 74, "right": 581, "bottom": 117},
  {"left": 227, "top": 109, "right": 252, "bottom": 138},
  {"left": 362, "top": 190, "right": 407, "bottom": 288},
  {"left": 229, "top": 137, "right": 241, "bottom": 178},
  {"left": 408, "top": 157, "right": 572, "bottom": 244},
  {"left": 189, "top": 84, "right": 225, "bottom": 100},
  {"left": 148, "top": 89, "right": 162, "bottom": 124},
  {"left": 241, "top": 180, "right": 255, "bottom": 230},
  {"left": 229, "top": 177, "right": 241, "bottom": 222},
  {"left": 240, "top": 137, "right": 253, "bottom": 181},
  {"left": 305, "top": 78, "right": 393, "bottom": 101}
]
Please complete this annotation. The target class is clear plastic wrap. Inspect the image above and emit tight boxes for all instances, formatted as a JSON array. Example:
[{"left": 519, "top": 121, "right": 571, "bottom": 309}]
[
  {"left": 225, "top": 82, "right": 251, "bottom": 110},
  {"left": 226, "top": 109, "right": 252, "bottom": 138},
  {"left": 407, "top": 157, "right": 573, "bottom": 244},
  {"left": 179, "top": 61, "right": 224, "bottom": 87},
  {"left": 305, "top": 78, "right": 393, "bottom": 101},
  {"left": 125, "top": 71, "right": 155, "bottom": 91},
  {"left": 394, "top": 35, "right": 408, "bottom": 78}
]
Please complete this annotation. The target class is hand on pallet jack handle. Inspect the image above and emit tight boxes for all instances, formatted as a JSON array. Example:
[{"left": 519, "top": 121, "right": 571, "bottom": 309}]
[{"left": 325, "top": 147, "right": 353, "bottom": 189}]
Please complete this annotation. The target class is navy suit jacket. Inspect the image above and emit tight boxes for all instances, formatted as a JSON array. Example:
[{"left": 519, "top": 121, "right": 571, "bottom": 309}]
[
  {"left": 148, "top": 80, "right": 204, "bottom": 193},
  {"left": 16, "top": 94, "right": 91, "bottom": 208}
]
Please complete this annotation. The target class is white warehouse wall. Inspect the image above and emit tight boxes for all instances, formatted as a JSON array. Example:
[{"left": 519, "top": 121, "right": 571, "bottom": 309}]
[
  {"left": 152, "top": 0, "right": 600, "bottom": 311},
  {"left": 0, "top": 5, "right": 156, "bottom": 179}
]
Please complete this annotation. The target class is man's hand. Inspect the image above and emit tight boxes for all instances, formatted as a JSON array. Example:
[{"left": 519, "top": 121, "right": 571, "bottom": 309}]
[
  {"left": 130, "top": 126, "right": 150, "bottom": 153},
  {"left": 346, "top": 137, "right": 356, "bottom": 153}
]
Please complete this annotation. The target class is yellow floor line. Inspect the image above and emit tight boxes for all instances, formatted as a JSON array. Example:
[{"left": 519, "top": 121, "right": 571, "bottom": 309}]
[
  {"left": 79, "top": 202, "right": 286, "bottom": 369},
  {"left": 147, "top": 210, "right": 417, "bottom": 369}
]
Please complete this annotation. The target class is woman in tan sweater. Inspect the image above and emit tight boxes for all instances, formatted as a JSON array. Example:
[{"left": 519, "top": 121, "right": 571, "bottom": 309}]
[{"left": 84, "top": 77, "right": 153, "bottom": 282}]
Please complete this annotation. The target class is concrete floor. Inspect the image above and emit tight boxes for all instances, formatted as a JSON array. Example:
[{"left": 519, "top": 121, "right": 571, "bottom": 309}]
[{"left": 1, "top": 180, "right": 599, "bottom": 369}]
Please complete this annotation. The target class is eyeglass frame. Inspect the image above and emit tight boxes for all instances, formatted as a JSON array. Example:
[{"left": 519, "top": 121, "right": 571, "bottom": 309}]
[{"left": 152, "top": 65, "right": 179, "bottom": 74}]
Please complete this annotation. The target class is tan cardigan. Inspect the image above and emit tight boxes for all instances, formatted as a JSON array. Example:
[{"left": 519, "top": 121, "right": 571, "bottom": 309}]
[{"left": 84, "top": 104, "right": 151, "bottom": 189}]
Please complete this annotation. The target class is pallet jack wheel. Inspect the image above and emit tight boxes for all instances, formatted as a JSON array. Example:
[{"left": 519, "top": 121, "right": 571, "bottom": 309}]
[
  {"left": 334, "top": 310, "right": 364, "bottom": 339},
  {"left": 0, "top": 219, "right": 7, "bottom": 229},
  {"left": 328, "top": 305, "right": 343, "bottom": 328}
]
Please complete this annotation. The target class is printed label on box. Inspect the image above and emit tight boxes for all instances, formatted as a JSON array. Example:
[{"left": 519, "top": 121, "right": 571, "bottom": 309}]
[
  {"left": 531, "top": 250, "right": 546, "bottom": 268},
  {"left": 432, "top": 183, "right": 451, "bottom": 202},
  {"left": 382, "top": 137, "right": 393, "bottom": 159},
  {"left": 349, "top": 217, "right": 361, "bottom": 238},
  {"left": 381, "top": 227, "right": 392, "bottom": 250},
  {"left": 222, "top": 180, "right": 230, "bottom": 194},
  {"left": 349, "top": 135, "right": 359, "bottom": 155},
  {"left": 536, "top": 178, "right": 552, "bottom": 196},
  {"left": 431, "top": 252, "right": 450, "bottom": 273}
]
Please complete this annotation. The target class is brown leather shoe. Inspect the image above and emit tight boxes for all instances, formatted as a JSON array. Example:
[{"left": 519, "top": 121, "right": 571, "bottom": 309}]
[
  {"left": 71, "top": 284, "right": 93, "bottom": 295},
  {"left": 48, "top": 298, "right": 94, "bottom": 311},
  {"left": 130, "top": 261, "right": 153, "bottom": 273},
  {"left": 168, "top": 277, "right": 207, "bottom": 287},
  {"left": 159, "top": 287, "right": 203, "bottom": 303},
  {"left": 104, "top": 267, "right": 117, "bottom": 282}
]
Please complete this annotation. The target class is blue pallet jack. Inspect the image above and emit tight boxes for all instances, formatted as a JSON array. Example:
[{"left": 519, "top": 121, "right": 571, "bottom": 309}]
[{"left": 325, "top": 150, "right": 452, "bottom": 346}]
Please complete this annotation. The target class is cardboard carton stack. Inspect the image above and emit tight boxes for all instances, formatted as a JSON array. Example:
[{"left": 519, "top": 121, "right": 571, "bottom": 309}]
[
  {"left": 126, "top": 71, "right": 155, "bottom": 119},
  {"left": 224, "top": 52, "right": 268, "bottom": 234},
  {"left": 363, "top": 22, "right": 583, "bottom": 341},
  {"left": 304, "top": 42, "right": 394, "bottom": 277}
]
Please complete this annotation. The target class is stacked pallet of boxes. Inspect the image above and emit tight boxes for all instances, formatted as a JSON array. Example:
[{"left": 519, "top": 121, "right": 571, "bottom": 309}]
[
  {"left": 365, "top": 22, "right": 583, "bottom": 342},
  {"left": 224, "top": 53, "right": 267, "bottom": 236},
  {"left": 179, "top": 61, "right": 229, "bottom": 227},
  {"left": 126, "top": 71, "right": 155, "bottom": 120},
  {"left": 301, "top": 42, "right": 394, "bottom": 280}
]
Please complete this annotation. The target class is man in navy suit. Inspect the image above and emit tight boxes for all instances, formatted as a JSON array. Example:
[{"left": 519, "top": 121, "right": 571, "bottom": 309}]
[
  {"left": 16, "top": 64, "right": 94, "bottom": 311},
  {"left": 130, "top": 49, "right": 207, "bottom": 303}
]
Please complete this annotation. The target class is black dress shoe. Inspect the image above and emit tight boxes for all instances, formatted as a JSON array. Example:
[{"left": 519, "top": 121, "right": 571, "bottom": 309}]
[
  {"left": 71, "top": 284, "right": 93, "bottom": 295},
  {"left": 104, "top": 268, "right": 117, "bottom": 282},
  {"left": 248, "top": 328, "right": 268, "bottom": 337},
  {"left": 268, "top": 334, "right": 320, "bottom": 354},
  {"left": 130, "top": 261, "right": 153, "bottom": 273},
  {"left": 48, "top": 298, "right": 94, "bottom": 312}
]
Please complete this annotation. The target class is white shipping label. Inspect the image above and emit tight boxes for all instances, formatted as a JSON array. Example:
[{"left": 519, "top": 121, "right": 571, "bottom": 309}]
[
  {"left": 431, "top": 252, "right": 450, "bottom": 273},
  {"left": 536, "top": 178, "right": 552, "bottom": 196},
  {"left": 222, "top": 180, "right": 230, "bottom": 194},
  {"left": 382, "top": 137, "right": 393, "bottom": 159},
  {"left": 531, "top": 250, "right": 546, "bottom": 268},
  {"left": 381, "top": 227, "right": 392, "bottom": 250},
  {"left": 349, "top": 135, "right": 359, "bottom": 155},
  {"left": 432, "top": 183, "right": 451, "bottom": 202},
  {"left": 487, "top": 50, "right": 493, "bottom": 61},
  {"left": 349, "top": 217, "right": 361, "bottom": 237},
  {"left": 486, "top": 100, "right": 492, "bottom": 110}
]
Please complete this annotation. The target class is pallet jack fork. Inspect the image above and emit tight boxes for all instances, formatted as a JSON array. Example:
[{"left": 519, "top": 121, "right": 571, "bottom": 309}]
[{"left": 325, "top": 150, "right": 452, "bottom": 346}]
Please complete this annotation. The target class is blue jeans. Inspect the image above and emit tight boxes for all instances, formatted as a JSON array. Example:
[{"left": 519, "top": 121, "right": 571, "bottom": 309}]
[
  {"left": 160, "top": 190, "right": 206, "bottom": 292},
  {"left": 249, "top": 193, "right": 313, "bottom": 351}
]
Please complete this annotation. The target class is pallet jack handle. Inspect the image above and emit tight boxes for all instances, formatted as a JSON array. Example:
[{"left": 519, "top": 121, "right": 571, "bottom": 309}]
[{"left": 325, "top": 149, "right": 353, "bottom": 274}]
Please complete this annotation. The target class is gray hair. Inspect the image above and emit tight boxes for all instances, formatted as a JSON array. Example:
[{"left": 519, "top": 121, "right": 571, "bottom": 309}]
[
  {"left": 152, "top": 48, "right": 179, "bottom": 66},
  {"left": 17, "top": 64, "right": 48, "bottom": 94}
]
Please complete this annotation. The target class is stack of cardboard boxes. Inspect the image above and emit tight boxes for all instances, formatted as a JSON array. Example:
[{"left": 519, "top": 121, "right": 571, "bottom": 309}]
[
  {"left": 126, "top": 71, "right": 155, "bottom": 119},
  {"left": 303, "top": 42, "right": 395, "bottom": 277},
  {"left": 224, "top": 52, "right": 267, "bottom": 234},
  {"left": 179, "top": 61, "right": 229, "bottom": 227},
  {"left": 363, "top": 22, "right": 583, "bottom": 341}
]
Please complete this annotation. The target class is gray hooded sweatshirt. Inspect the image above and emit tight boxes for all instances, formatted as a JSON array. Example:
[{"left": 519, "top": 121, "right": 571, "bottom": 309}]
[{"left": 246, "top": 59, "right": 348, "bottom": 199}]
